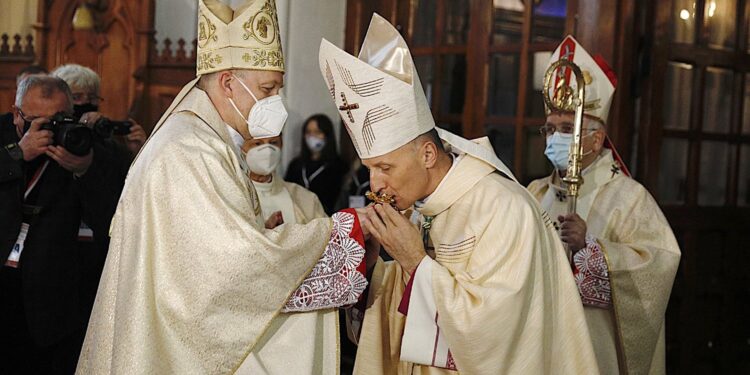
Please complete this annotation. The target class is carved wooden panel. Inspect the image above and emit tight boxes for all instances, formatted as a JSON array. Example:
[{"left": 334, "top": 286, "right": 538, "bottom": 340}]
[{"left": 38, "top": 0, "right": 148, "bottom": 121}]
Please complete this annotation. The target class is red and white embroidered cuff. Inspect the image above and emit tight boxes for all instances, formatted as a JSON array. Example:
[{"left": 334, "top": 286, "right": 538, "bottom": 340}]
[
  {"left": 283, "top": 210, "right": 368, "bottom": 312},
  {"left": 572, "top": 234, "right": 612, "bottom": 309}
]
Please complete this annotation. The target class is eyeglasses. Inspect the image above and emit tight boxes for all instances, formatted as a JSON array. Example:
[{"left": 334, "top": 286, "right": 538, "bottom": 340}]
[
  {"left": 17, "top": 108, "right": 40, "bottom": 123},
  {"left": 71, "top": 93, "right": 103, "bottom": 104},
  {"left": 539, "top": 124, "right": 599, "bottom": 137}
]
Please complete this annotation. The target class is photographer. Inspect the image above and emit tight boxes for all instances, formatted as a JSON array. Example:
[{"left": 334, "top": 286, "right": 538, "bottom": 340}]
[
  {"left": 0, "top": 75, "right": 123, "bottom": 374},
  {"left": 51, "top": 64, "right": 147, "bottom": 156}
]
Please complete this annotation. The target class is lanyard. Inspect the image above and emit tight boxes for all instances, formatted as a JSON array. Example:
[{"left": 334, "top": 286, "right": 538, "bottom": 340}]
[
  {"left": 6, "top": 160, "right": 49, "bottom": 268},
  {"left": 302, "top": 164, "right": 326, "bottom": 189},
  {"left": 24, "top": 160, "right": 50, "bottom": 201}
]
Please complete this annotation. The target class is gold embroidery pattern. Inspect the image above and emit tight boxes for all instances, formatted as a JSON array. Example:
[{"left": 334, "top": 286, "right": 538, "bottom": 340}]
[
  {"left": 198, "top": 13, "right": 218, "bottom": 48},
  {"left": 242, "top": 0, "right": 280, "bottom": 46},
  {"left": 198, "top": 52, "right": 223, "bottom": 72},
  {"left": 242, "top": 50, "right": 283, "bottom": 69}
]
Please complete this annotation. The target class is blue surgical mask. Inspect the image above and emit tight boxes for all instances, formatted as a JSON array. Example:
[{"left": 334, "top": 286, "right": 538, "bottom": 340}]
[
  {"left": 544, "top": 132, "right": 572, "bottom": 171},
  {"left": 544, "top": 132, "right": 594, "bottom": 171}
]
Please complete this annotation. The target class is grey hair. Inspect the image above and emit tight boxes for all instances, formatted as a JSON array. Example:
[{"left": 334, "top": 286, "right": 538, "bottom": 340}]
[
  {"left": 197, "top": 69, "right": 249, "bottom": 90},
  {"left": 15, "top": 75, "right": 74, "bottom": 112},
  {"left": 50, "top": 64, "right": 100, "bottom": 95}
]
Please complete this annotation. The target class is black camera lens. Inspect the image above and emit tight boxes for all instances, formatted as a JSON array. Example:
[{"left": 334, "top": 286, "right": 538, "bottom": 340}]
[
  {"left": 59, "top": 126, "right": 93, "bottom": 156},
  {"left": 47, "top": 112, "right": 93, "bottom": 156}
]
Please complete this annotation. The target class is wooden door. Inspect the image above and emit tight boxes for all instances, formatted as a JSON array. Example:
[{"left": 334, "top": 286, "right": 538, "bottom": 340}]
[
  {"left": 37, "top": 0, "right": 153, "bottom": 121},
  {"left": 641, "top": 0, "right": 750, "bottom": 372}
]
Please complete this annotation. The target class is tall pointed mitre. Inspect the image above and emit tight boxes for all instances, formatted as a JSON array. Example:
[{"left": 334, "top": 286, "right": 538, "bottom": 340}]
[
  {"left": 318, "top": 13, "right": 434, "bottom": 159},
  {"left": 546, "top": 35, "right": 630, "bottom": 175},
  {"left": 197, "top": 0, "right": 284, "bottom": 76},
  {"left": 545, "top": 35, "right": 616, "bottom": 124}
]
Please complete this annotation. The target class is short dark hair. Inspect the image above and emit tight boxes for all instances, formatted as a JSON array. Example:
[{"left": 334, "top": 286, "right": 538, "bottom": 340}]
[
  {"left": 301, "top": 114, "right": 339, "bottom": 162},
  {"left": 415, "top": 128, "right": 445, "bottom": 152},
  {"left": 15, "top": 75, "right": 73, "bottom": 112}
]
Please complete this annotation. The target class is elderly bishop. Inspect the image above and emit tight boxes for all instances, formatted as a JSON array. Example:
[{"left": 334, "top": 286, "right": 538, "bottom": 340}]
[
  {"left": 320, "top": 14, "right": 600, "bottom": 374},
  {"left": 528, "top": 36, "right": 681, "bottom": 375},
  {"left": 77, "top": 1, "right": 369, "bottom": 374}
]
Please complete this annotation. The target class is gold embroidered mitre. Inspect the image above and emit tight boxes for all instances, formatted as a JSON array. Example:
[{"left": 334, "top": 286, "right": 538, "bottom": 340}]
[
  {"left": 196, "top": 0, "right": 284, "bottom": 76},
  {"left": 544, "top": 35, "right": 617, "bottom": 124},
  {"left": 318, "top": 13, "right": 435, "bottom": 159}
]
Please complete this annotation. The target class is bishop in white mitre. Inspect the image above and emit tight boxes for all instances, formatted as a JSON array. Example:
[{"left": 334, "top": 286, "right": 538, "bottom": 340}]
[
  {"left": 76, "top": 1, "right": 368, "bottom": 374},
  {"left": 319, "top": 14, "right": 600, "bottom": 374},
  {"left": 527, "top": 35, "right": 681, "bottom": 375}
]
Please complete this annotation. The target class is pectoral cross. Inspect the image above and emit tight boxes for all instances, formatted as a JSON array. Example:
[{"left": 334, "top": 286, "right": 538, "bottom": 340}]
[{"left": 339, "top": 92, "right": 359, "bottom": 123}]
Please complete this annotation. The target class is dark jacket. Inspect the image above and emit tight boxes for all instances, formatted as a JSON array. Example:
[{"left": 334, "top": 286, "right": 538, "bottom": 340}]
[
  {"left": 285, "top": 157, "right": 347, "bottom": 215},
  {"left": 0, "top": 112, "right": 124, "bottom": 346}
]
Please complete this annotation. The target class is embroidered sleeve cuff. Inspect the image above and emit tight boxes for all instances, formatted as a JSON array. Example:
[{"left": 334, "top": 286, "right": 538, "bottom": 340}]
[
  {"left": 283, "top": 209, "right": 368, "bottom": 312},
  {"left": 572, "top": 234, "right": 612, "bottom": 309}
]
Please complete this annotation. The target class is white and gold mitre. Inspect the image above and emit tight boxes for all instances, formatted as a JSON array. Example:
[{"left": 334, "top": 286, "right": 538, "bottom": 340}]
[
  {"left": 196, "top": 0, "right": 284, "bottom": 76},
  {"left": 318, "top": 13, "right": 435, "bottom": 159},
  {"left": 545, "top": 35, "right": 617, "bottom": 124}
]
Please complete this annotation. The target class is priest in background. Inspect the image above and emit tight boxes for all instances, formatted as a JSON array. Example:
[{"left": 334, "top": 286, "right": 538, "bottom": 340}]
[
  {"left": 77, "top": 1, "right": 370, "bottom": 374},
  {"left": 240, "top": 135, "right": 326, "bottom": 228},
  {"left": 527, "top": 35, "right": 681, "bottom": 375},
  {"left": 319, "top": 14, "right": 599, "bottom": 374}
]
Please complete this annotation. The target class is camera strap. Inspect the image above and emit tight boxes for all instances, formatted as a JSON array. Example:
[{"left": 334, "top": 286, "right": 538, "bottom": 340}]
[
  {"left": 24, "top": 160, "right": 49, "bottom": 201},
  {"left": 5, "top": 160, "right": 50, "bottom": 268}
]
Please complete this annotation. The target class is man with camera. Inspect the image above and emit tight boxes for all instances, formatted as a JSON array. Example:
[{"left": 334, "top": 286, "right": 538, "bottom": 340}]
[
  {"left": 51, "top": 64, "right": 147, "bottom": 156},
  {"left": 0, "top": 75, "right": 123, "bottom": 374}
]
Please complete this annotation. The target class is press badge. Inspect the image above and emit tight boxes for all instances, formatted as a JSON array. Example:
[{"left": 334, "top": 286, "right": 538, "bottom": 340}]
[{"left": 5, "top": 223, "right": 30, "bottom": 268}]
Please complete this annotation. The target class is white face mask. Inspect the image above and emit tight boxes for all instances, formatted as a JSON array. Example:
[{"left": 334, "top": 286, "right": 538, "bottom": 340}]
[
  {"left": 305, "top": 135, "right": 326, "bottom": 153},
  {"left": 228, "top": 74, "right": 288, "bottom": 139},
  {"left": 544, "top": 132, "right": 594, "bottom": 171},
  {"left": 245, "top": 144, "right": 281, "bottom": 176}
]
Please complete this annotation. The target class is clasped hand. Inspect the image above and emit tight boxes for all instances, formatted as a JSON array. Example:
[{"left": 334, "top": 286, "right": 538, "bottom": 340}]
[{"left": 360, "top": 204, "right": 425, "bottom": 274}]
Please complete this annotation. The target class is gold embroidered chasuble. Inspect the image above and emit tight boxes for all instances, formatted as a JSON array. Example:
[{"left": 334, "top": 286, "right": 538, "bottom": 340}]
[
  {"left": 77, "top": 86, "right": 363, "bottom": 374},
  {"left": 527, "top": 149, "right": 681, "bottom": 375},
  {"left": 352, "top": 153, "right": 600, "bottom": 374}
]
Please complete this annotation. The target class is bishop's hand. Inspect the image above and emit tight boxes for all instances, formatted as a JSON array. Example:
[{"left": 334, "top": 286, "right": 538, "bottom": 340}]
[
  {"left": 363, "top": 204, "right": 425, "bottom": 275},
  {"left": 558, "top": 213, "right": 587, "bottom": 253},
  {"left": 265, "top": 211, "right": 284, "bottom": 229}
]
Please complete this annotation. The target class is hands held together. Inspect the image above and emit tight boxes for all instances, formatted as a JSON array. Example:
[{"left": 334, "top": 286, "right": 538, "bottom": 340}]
[{"left": 355, "top": 204, "right": 425, "bottom": 275}]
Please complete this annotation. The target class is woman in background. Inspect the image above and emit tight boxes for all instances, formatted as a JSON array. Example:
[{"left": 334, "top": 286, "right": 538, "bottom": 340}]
[{"left": 285, "top": 114, "right": 347, "bottom": 215}]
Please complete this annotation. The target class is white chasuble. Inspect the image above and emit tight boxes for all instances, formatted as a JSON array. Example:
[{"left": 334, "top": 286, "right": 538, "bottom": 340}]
[
  {"left": 351, "top": 151, "right": 599, "bottom": 374},
  {"left": 252, "top": 175, "right": 327, "bottom": 225},
  {"left": 77, "top": 84, "right": 367, "bottom": 375},
  {"left": 528, "top": 149, "right": 681, "bottom": 375}
]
